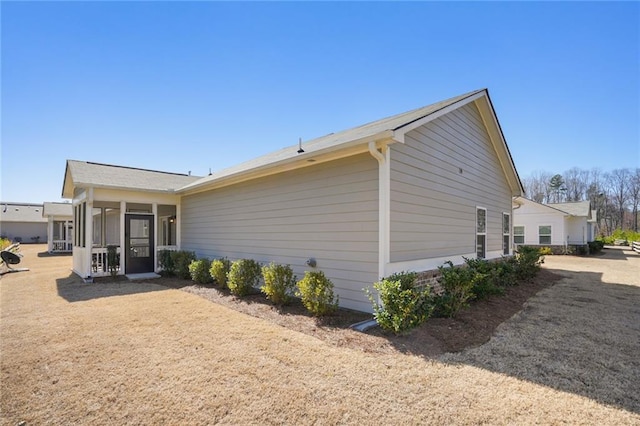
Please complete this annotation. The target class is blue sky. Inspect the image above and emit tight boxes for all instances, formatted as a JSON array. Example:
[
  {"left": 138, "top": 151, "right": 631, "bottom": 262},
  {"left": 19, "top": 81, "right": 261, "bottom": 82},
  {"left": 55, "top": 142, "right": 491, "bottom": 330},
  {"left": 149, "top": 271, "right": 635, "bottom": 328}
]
[{"left": 2, "top": 1, "right": 638, "bottom": 203}]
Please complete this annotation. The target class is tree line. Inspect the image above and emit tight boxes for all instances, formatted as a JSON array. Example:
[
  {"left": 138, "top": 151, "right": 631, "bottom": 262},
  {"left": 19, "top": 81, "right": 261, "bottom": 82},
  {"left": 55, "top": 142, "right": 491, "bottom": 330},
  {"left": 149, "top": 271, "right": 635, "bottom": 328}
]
[{"left": 521, "top": 167, "right": 640, "bottom": 234}]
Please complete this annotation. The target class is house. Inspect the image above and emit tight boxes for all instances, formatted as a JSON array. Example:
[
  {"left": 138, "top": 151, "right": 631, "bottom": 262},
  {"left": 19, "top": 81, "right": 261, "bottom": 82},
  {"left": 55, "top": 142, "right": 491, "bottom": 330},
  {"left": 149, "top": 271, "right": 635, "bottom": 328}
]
[
  {"left": 512, "top": 197, "right": 595, "bottom": 252},
  {"left": 61, "top": 88, "right": 523, "bottom": 312},
  {"left": 42, "top": 202, "right": 74, "bottom": 253},
  {"left": 61, "top": 162, "right": 200, "bottom": 278},
  {"left": 0, "top": 202, "right": 48, "bottom": 243}
]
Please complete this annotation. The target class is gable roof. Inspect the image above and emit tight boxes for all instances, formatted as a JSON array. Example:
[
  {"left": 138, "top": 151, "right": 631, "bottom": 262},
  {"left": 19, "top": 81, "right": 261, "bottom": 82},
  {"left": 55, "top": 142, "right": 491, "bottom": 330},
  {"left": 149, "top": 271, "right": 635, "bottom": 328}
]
[
  {"left": 180, "top": 89, "right": 523, "bottom": 196},
  {"left": 62, "top": 161, "right": 201, "bottom": 199},
  {"left": 43, "top": 202, "right": 73, "bottom": 218},
  {"left": 514, "top": 197, "right": 592, "bottom": 218},
  {"left": 547, "top": 201, "right": 591, "bottom": 218},
  {"left": 0, "top": 202, "right": 47, "bottom": 223}
]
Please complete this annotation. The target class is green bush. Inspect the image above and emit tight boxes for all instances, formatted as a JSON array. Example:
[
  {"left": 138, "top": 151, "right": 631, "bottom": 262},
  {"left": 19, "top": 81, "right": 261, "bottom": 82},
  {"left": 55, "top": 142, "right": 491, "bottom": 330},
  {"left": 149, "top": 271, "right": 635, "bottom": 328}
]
[
  {"left": 463, "top": 258, "right": 505, "bottom": 300},
  {"left": 514, "top": 246, "right": 543, "bottom": 280},
  {"left": 296, "top": 270, "right": 338, "bottom": 316},
  {"left": 599, "top": 229, "right": 640, "bottom": 246},
  {"left": 494, "top": 257, "right": 518, "bottom": 287},
  {"left": 210, "top": 258, "right": 232, "bottom": 288},
  {"left": 588, "top": 240, "right": 605, "bottom": 254},
  {"left": 261, "top": 262, "right": 296, "bottom": 305},
  {"left": 107, "top": 245, "right": 119, "bottom": 278},
  {"left": 171, "top": 250, "right": 197, "bottom": 280},
  {"left": 598, "top": 235, "right": 615, "bottom": 245},
  {"left": 227, "top": 259, "right": 262, "bottom": 297},
  {"left": 434, "top": 261, "right": 475, "bottom": 318},
  {"left": 367, "top": 271, "right": 433, "bottom": 335},
  {"left": 189, "top": 258, "right": 213, "bottom": 284},
  {"left": 158, "top": 249, "right": 175, "bottom": 275}
]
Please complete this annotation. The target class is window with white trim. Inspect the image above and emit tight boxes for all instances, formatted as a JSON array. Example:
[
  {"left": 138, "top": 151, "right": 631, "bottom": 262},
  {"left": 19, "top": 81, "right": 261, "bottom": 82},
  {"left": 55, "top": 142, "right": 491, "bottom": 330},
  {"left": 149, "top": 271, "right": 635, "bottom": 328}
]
[
  {"left": 513, "top": 226, "right": 525, "bottom": 244},
  {"left": 502, "top": 213, "right": 510, "bottom": 255},
  {"left": 476, "top": 207, "right": 486, "bottom": 259},
  {"left": 539, "top": 225, "right": 552, "bottom": 245}
]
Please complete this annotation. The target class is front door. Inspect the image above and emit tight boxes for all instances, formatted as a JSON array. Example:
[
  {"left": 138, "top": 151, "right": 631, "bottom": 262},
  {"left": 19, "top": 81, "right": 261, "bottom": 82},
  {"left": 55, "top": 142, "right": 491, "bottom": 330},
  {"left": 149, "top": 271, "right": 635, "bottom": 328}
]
[{"left": 125, "top": 214, "right": 154, "bottom": 274}]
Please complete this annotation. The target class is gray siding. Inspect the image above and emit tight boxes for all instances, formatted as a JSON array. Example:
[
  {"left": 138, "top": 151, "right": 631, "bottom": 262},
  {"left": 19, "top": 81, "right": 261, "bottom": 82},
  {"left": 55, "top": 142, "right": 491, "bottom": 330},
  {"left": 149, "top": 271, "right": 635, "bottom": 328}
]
[
  {"left": 181, "top": 154, "right": 379, "bottom": 312},
  {"left": 390, "top": 102, "right": 512, "bottom": 262},
  {"left": 0, "top": 222, "right": 48, "bottom": 244}
]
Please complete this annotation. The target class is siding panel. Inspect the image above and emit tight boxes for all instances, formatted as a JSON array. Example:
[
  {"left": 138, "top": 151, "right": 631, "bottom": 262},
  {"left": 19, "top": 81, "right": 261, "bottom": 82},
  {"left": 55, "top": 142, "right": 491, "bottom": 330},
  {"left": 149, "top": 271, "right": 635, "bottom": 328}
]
[
  {"left": 390, "top": 102, "right": 512, "bottom": 263},
  {"left": 181, "top": 153, "right": 379, "bottom": 312}
]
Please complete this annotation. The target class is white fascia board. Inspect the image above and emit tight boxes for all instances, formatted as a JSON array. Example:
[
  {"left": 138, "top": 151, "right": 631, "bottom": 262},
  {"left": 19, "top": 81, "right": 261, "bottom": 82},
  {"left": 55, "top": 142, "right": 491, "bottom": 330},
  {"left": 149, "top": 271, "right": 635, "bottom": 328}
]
[
  {"left": 475, "top": 97, "right": 523, "bottom": 197},
  {"left": 391, "top": 91, "right": 486, "bottom": 144}
]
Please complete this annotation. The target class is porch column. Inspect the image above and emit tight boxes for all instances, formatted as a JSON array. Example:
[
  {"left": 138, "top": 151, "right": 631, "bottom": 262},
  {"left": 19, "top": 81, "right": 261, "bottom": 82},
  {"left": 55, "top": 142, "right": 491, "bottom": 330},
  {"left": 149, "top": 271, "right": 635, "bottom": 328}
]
[
  {"left": 47, "top": 217, "right": 54, "bottom": 253},
  {"left": 176, "top": 201, "right": 181, "bottom": 250},
  {"left": 120, "top": 201, "right": 126, "bottom": 274},
  {"left": 64, "top": 220, "right": 71, "bottom": 251},
  {"left": 152, "top": 203, "right": 158, "bottom": 272},
  {"left": 85, "top": 189, "right": 94, "bottom": 278}
]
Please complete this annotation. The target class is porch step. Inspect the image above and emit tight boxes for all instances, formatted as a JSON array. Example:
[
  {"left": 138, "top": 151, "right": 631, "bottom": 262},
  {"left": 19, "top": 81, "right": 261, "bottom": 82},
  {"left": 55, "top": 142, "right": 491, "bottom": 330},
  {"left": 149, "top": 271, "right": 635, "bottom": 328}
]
[{"left": 126, "top": 272, "right": 160, "bottom": 281}]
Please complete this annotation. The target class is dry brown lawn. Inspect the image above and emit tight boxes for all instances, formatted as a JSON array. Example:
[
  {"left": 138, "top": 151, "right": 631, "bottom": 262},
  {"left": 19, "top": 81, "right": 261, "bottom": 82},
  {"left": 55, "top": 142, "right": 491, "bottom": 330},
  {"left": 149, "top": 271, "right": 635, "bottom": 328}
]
[{"left": 1, "top": 244, "right": 639, "bottom": 425}]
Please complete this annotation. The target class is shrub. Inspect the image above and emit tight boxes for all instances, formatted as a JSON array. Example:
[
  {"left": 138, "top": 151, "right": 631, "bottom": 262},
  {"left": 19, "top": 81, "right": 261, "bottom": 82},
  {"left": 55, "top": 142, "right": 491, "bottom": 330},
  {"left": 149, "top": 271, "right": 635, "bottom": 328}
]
[
  {"left": 261, "top": 262, "right": 296, "bottom": 305},
  {"left": 514, "top": 246, "right": 543, "bottom": 280},
  {"left": 171, "top": 250, "right": 197, "bottom": 280},
  {"left": 227, "top": 259, "right": 262, "bottom": 297},
  {"left": 494, "top": 257, "right": 518, "bottom": 287},
  {"left": 210, "top": 258, "right": 232, "bottom": 288},
  {"left": 189, "top": 258, "right": 213, "bottom": 284},
  {"left": 463, "top": 258, "right": 505, "bottom": 300},
  {"left": 0, "top": 238, "right": 12, "bottom": 251},
  {"left": 296, "top": 270, "right": 338, "bottom": 316},
  {"left": 539, "top": 246, "right": 553, "bottom": 256},
  {"left": 107, "top": 245, "right": 119, "bottom": 278},
  {"left": 588, "top": 240, "right": 605, "bottom": 254},
  {"left": 158, "top": 249, "right": 175, "bottom": 275},
  {"left": 434, "top": 261, "right": 475, "bottom": 318},
  {"left": 367, "top": 271, "right": 433, "bottom": 335}
]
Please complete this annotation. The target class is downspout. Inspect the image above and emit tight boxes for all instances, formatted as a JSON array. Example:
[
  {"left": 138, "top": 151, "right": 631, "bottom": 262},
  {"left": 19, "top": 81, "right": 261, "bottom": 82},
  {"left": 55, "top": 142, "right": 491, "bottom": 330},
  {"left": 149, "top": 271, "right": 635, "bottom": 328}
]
[{"left": 368, "top": 141, "right": 389, "bottom": 281}]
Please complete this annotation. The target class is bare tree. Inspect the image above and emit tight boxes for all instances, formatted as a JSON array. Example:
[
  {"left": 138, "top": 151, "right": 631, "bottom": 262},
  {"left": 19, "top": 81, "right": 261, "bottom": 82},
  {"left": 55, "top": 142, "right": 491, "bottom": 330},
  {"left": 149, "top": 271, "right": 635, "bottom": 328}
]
[
  {"left": 522, "top": 170, "right": 551, "bottom": 202},
  {"left": 628, "top": 168, "right": 640, "bottom": 232},
  {"left": 607, "top": 169, "right": 630, "bottom": 232},
  {"left": 563, "top": 167, "right": 589, "bottom": 202}
]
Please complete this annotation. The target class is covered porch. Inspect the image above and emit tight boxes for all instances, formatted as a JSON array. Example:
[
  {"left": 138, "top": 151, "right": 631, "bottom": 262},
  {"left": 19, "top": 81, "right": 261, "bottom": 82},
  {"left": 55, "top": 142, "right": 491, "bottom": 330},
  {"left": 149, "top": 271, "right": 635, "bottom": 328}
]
[
  {"left": 43, "top": 202, "right": 74, "bottom": 253},
  {"left": 71, "top": 189, "right": 182, "bottom": 280}
]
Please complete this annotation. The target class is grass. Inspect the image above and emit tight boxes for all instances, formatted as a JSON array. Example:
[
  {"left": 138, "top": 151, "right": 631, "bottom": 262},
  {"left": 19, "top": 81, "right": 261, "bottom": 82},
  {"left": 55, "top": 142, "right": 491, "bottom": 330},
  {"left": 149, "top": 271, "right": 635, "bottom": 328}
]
[{"left": 1, "top": 245, "right": 639, "bottom": 425}]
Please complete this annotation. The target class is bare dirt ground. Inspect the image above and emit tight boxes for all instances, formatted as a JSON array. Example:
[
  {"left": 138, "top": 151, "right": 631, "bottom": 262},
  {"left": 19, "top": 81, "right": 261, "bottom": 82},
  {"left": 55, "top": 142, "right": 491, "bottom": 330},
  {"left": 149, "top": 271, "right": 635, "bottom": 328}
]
[{"left": 1, "top": 244, "right": 639, "bottom": 425}]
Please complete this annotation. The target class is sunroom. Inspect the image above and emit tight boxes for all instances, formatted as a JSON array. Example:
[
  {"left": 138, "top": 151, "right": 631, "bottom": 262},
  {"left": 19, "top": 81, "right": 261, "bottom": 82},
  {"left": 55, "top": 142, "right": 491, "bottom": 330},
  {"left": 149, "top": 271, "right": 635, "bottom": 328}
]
[{"left": 61, "top": 160, "right": 199, "bottom": 280}]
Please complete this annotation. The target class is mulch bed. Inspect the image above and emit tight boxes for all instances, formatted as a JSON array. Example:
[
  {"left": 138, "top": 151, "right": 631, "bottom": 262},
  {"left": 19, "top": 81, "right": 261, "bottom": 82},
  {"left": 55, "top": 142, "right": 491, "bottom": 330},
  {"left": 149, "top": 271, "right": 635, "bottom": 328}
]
[{"left": 149, "top": 268, "right": 564, "bottom": 358}]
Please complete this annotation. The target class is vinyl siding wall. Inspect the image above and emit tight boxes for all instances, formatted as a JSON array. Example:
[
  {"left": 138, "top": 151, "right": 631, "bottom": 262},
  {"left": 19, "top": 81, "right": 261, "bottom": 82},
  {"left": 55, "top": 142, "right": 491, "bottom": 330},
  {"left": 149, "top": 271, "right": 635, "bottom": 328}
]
[
  {"left": 181, "top": 154, "right": 379, "bottom": 312},
  {"left": 512, "top": 201, "right": 567, "bottom": 246},
  {"left": 389, "top": 102, "right": 513, "bottom": 264}
]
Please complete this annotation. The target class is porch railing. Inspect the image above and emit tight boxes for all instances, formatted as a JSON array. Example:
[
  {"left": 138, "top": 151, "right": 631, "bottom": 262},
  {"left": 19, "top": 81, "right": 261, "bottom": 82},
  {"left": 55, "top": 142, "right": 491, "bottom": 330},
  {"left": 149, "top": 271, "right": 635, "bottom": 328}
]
[
  {"left": 51, "top": 240, "right": 72, "bottom": 252},
  {"left": 92, "top": 246, "right": 121, "bottom": 277}
]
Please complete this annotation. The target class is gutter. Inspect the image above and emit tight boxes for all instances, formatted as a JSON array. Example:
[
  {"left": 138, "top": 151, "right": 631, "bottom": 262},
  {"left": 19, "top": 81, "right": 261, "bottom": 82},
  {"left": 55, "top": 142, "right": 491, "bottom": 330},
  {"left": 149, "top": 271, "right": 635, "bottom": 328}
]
[{"left": 178, "top": 131, "right": 396, "bottom": 195}]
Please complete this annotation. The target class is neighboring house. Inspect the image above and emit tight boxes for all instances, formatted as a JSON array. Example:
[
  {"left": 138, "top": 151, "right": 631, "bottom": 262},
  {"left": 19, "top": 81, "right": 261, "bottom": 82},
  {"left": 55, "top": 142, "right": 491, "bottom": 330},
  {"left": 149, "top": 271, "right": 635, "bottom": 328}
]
[
  {"left": 43, "top": 202, "right": 74, "bottom": 253},
  {"left": 0, "top": 202, "right": 48, "bottom": 243},
  {"left": 61, "top": 88, "right": 523, "bottom": 312},
  {"left": 512, "top": 197, "right": 595, "bottom": 251}
]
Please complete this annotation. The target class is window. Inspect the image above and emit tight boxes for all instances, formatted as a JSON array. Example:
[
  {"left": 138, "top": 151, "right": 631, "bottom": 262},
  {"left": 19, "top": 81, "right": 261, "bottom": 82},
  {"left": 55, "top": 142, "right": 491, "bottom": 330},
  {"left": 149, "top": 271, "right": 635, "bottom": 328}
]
[
  {"left": 514, "top": 226, "right": 525, "bottom": 244},
  {"left": 476, "top": 207, "right": 486, "bottom": 258},
  {"left": 539, "top": 226, "right": 552, "bottom": 245},
  {"left": 161, "top": 216, "right": 176, "bottom": 246},
  {"left": 502, "top": 213, "right": 510, "bottom": 255}
]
